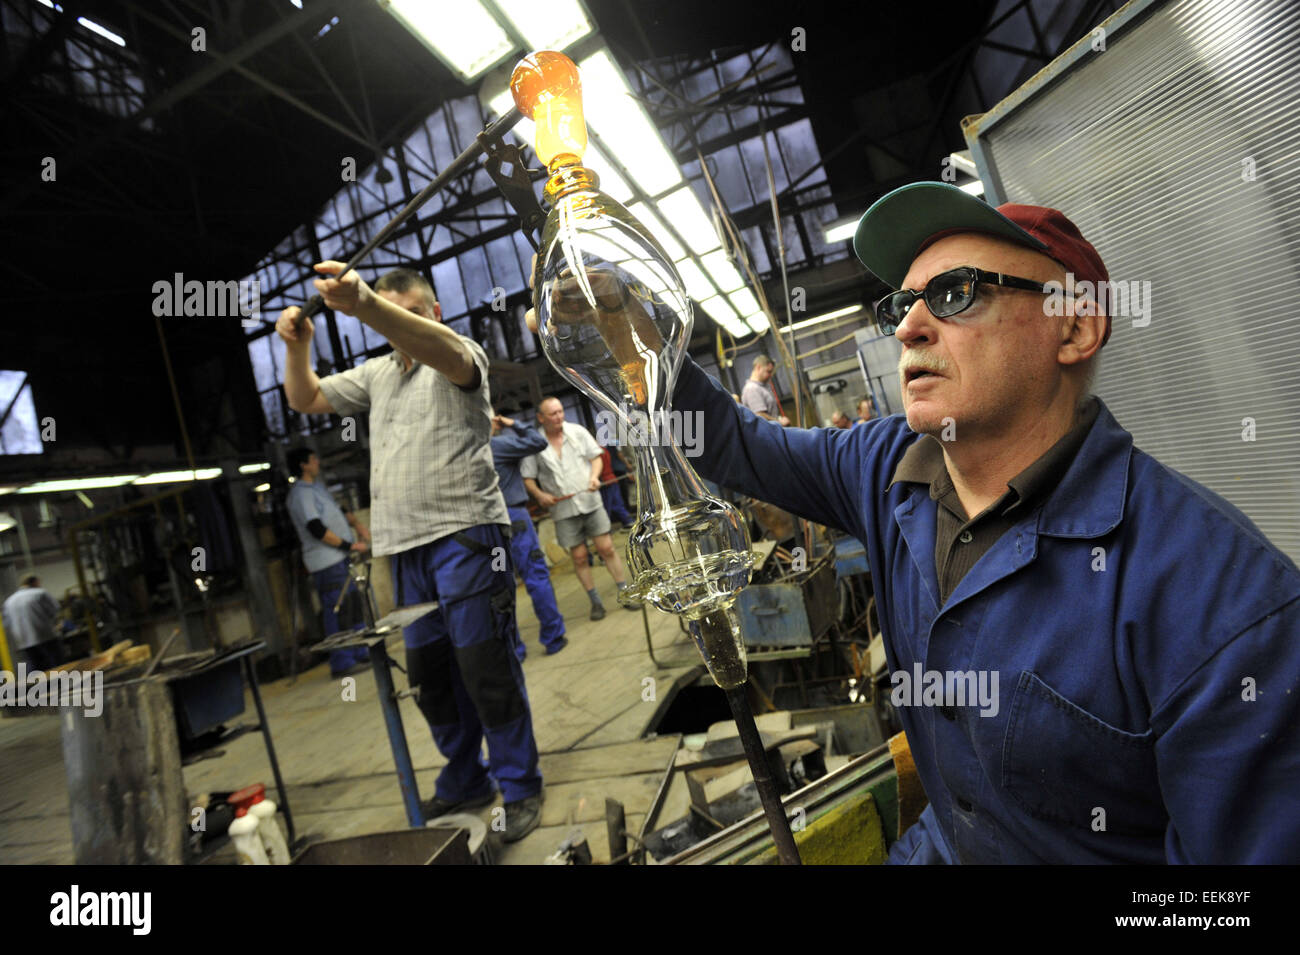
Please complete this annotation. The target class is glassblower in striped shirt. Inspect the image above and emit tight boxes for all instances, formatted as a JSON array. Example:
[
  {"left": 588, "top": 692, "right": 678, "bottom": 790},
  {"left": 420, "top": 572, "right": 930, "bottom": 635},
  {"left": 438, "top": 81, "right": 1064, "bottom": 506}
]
[{"left": 277, "top": 264, "right": 544, "bottom": 843}]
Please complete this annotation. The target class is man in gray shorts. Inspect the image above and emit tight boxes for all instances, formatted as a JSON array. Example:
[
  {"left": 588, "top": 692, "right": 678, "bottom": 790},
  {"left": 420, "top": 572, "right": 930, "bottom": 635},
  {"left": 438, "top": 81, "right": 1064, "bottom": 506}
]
[{"left": 521, "top": 397, "right": 638, "bottom": 620}]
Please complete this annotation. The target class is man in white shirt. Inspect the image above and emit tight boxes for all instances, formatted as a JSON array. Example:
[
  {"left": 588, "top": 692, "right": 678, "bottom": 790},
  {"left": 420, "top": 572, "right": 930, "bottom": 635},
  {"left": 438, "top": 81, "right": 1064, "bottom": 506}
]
[
  {"left": 740, "top": 355, "right": 789, "bottom": 425},
  {"left": 521, "top": 397, "right": 637, "bottom": 620},
  {"left": 2, "top": 575, "right": 62, "bottom": 671}
]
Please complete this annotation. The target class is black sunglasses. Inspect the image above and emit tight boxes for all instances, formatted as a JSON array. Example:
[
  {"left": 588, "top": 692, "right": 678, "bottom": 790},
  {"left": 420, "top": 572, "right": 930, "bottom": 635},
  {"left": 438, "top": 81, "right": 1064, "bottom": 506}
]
[{"left": 873, "top": 266, "right": 1053, "bottom": 336}]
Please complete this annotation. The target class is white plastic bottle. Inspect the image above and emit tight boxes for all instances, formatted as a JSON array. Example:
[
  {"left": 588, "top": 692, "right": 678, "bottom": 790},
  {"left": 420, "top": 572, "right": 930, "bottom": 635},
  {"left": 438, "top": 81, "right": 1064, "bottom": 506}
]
[
  {"left": 229, "top": 807, "right": 270, "bottom": 865},
  {"left": 249, "top": 794, "right": 291, "bottom": 865}
]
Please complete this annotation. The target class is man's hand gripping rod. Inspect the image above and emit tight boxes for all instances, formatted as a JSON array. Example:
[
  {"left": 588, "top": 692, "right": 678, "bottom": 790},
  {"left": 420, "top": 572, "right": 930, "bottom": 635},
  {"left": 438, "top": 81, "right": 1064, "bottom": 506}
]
[{"left": 292, "top": 107, "right": 536, "bottom": 329}]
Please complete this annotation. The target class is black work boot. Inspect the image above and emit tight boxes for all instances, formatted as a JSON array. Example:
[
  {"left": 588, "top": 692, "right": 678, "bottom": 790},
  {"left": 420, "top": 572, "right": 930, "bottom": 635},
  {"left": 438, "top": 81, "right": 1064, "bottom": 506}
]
[{"left": 503, "top": 794, "right": 543, "bottom": 843}]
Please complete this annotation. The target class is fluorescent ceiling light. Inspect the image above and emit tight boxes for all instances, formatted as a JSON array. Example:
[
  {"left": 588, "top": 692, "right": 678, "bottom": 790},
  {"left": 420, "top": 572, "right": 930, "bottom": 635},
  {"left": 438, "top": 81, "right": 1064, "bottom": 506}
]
[
  {"left": 0, "top": 513, "right": 15, "bottom": 533},
  {"left": 743, "top": 313, "right": 770, "bottom": 335},
  {"left": 77, "top": 16, "right": 126, "bottom": 46},
  {"left": 780, "top": 304, "right": 861, "bottom": 333},
  {"left": 384, "top": 0, "right": 515, "bottom": 82},
  {"left": 673, "top": 258, "right": 716, "bottom": 302},
  {"left": 75, "top": 491, "right": 94, "bottom": 509},
  {"left": 492, "top": 0, "right": 591, "bottom": 51},
  {"left": 132, "top": 469, "right": 223, "bottom": 485},
  {"left": 656, "top": 187, "right": 720, "bottom": 256},
  {"left": 489, "top": 87, "right": 527, "bottom": 130},
  {"left": 698, "top": 295, "right": 748, "bottom": 337},
  {"left": 254, "top": 483, "right": 271, "bottom": 493},
  {"left": 579, "top": 50, "right": 683, "bottom": 197},
  {"left": 17, "top": 476, "right": 140, "bottom": 493},
  {"left": 824, "top": 217, "right": 859, "bottom": 244},
  {"left": 238, "top": 462, "right": 270, "bottom": 474},
  {"left": 958, "top": 179, "right": 985, "bottom": 197},
  {"left": 585, "top": 142, "right": 634, "bottom": 203},
  {"left": 728, "top": 288, "right": 761, "bottom": 319},
  {"left": 700, "top": 250, "right": 744, "bottom": 294},
  {"left": 626, "top": 202, "right": 685, "bottom": 261}
]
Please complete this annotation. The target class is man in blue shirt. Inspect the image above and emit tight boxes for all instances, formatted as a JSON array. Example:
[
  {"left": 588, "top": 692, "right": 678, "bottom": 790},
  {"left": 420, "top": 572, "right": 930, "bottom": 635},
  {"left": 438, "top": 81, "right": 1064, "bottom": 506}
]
[
  {"left": 530, "top": 182, "right": 1300, "bottom": 863},
  {"left": 284, "top": 448, "right": 370, "bottom": 677},
  {"left": 490, "top": 411, "right": 567, "bottom": 657}
]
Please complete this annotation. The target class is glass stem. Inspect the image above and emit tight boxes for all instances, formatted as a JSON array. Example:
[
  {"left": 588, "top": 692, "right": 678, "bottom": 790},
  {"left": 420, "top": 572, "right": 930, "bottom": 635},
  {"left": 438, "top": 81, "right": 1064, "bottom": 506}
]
[{"left": 686, "top": 603, "right": 747, "bottom": 689}]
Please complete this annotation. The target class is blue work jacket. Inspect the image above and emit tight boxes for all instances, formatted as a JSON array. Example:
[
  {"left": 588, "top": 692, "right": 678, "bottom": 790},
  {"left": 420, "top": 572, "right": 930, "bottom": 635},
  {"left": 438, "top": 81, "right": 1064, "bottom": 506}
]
[
  {"left": 491, "top": 420, "right": 548, "bottom": 508},
  {"left": 675, "top": 358, "right": 1300, "bottom": 863}
]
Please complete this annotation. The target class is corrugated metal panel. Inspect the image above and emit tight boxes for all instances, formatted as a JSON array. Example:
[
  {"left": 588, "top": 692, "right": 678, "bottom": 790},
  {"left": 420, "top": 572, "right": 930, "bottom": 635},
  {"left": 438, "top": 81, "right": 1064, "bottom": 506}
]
[{"left": 968, "top": 0, "right": 1300, "bottom": 563}]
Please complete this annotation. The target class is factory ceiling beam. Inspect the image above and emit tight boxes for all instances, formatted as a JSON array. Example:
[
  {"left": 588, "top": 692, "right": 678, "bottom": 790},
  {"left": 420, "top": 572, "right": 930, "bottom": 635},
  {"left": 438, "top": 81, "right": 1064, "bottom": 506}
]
[
  {"left": 121, "top": 0, "right": 372, "bottom": 150},
  {"left": 0, "top": 0, "right": 341, "bottom": 216}
]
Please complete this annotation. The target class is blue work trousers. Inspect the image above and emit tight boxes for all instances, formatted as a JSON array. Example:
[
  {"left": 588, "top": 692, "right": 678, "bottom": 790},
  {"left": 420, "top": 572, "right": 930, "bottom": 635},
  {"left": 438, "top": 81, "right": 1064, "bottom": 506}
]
[
  {"left": 508, "top": 505, "right": 565, "bottom": 652},
  {"left": 311, "top": 559, "right": 368, "bottom": 674},
  {"left": 601, "top": 482, "right": 633, "bottom": 525},
  {"left": 392, "top": 524, "right": 542, "bottom": 805}
]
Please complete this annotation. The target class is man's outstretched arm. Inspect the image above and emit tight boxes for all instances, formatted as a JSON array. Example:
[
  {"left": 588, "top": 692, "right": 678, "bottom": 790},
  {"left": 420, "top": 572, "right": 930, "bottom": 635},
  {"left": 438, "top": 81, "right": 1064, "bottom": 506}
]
[
  {"left": 673, "top": 356, "right": 871, "bottom": 540},
  {"left": 312, "top": 261, "right": 479, "bottom": 388}
]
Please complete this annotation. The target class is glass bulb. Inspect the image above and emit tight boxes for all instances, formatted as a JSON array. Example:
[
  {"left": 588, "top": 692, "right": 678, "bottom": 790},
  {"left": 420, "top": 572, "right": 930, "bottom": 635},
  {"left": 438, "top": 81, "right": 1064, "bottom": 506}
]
[
  {"left": 509, "top": 50, "right": 588, "bottom": 170},
  {"left": 511, "top": 51, "right": 755, "bottom": 689}
]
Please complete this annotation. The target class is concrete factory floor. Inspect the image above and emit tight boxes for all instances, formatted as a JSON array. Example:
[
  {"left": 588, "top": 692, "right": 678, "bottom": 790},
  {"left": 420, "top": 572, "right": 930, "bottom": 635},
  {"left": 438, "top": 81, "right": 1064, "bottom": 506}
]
[{"left": 0, "top": 530, "right": 703, "bottom": 865}]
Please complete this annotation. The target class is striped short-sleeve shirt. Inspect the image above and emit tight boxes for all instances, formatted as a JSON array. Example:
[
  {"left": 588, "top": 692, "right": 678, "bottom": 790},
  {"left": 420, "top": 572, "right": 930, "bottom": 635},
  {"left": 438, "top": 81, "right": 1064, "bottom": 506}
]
[{"left": 317, "top": 342, "right": 509, "bottom": 557}]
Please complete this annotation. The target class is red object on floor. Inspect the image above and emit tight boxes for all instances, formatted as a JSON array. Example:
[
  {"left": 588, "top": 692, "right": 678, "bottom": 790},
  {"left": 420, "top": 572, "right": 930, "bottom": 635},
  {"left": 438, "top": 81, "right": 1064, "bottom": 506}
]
[{"left": 227, "top": 783, "right": 266, "bottom": 811}]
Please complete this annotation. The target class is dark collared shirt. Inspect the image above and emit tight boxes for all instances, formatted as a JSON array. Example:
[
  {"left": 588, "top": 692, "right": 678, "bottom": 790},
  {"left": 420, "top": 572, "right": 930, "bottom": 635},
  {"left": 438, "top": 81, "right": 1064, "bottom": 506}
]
[{"left": 888, "top": 398, "right": 1101, "bottom": 605}]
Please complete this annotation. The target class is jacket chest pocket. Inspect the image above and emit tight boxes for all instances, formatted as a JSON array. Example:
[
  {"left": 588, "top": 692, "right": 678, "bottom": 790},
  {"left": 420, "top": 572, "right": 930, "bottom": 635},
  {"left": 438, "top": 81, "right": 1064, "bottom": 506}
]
[{"left": 1000, "top": 671, "right": 1166, "bottom": 836}]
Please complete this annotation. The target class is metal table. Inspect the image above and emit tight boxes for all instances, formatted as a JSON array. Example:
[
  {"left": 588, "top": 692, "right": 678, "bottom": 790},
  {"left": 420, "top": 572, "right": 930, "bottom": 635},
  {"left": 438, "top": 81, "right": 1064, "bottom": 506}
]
[{"left": 312, "top": 602, "right": 441, "bottom": 829}]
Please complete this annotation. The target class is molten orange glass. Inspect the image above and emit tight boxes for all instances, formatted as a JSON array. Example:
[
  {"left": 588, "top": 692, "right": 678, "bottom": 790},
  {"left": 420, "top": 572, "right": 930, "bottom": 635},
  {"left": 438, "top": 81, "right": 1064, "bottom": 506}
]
[{"left": 509, "top": 51, "right": 587, "bottom": 170}]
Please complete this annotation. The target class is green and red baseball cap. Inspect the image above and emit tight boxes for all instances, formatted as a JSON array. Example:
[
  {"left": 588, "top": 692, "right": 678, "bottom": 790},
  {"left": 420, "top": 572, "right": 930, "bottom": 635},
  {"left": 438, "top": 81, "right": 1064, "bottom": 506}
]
[{"left": 853, "top": 182, "right": 1111, "bottom": 346}]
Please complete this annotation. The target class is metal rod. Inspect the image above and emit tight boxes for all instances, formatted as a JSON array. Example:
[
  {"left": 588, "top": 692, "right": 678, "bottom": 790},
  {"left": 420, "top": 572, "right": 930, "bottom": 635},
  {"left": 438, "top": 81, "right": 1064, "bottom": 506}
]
[
  {"left": 293, "top": 106, "right": 525, "bottom": 328},
  {"left": 143, "top": 627, "right": 181, "bottom": 678},
  {"left": 153, "top": 315, "right": 197, "bottom": 473},
  {"left": 242, "top": 654, "right": 295, "bottom": 844},
  {"left": 369, "top": 640, "right": 425, "bottom": 829},
  {"left": 723, "top": 685, "right": 802, "bottom": 865}
]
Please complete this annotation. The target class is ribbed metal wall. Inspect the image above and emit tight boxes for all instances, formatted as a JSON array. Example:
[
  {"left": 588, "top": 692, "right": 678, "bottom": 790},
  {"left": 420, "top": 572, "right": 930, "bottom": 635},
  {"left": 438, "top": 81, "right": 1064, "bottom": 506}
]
[{"left": 972, "top": 0, "right": 1300, "bottom": 563}]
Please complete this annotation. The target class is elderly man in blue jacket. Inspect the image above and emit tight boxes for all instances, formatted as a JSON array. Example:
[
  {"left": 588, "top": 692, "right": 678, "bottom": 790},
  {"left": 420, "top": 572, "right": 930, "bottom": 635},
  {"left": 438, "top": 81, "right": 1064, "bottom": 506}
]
[{"left": 531, "top": 182, "right": 1300, "bottom": 863}]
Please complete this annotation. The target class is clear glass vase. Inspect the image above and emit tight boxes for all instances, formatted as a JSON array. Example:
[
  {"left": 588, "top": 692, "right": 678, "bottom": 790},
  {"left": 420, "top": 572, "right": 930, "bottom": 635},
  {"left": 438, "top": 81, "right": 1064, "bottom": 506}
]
[{"left": 514, "top": 51, "right": 754, "bottom": 687}]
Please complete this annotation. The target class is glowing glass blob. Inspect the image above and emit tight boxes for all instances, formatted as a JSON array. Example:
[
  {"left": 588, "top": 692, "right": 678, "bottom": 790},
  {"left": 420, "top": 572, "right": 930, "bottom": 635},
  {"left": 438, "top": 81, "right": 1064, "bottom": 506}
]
[{"left": 511, "top": 51, "right": 755, "bottom": 689}]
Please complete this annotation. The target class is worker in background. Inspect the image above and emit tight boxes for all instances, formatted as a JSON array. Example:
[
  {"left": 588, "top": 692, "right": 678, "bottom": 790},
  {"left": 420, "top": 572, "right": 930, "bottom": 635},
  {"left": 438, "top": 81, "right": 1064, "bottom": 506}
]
[
  {"left": 530, "top": 181, "right": 1300, "bottom": 863},
  {"left": 855, "top": 397, "right": 876, "bottom": 425},
  {"left": 830, "top": 411, "right": 853, "bottom": 429},
  {"left": 598, "top": 446, "right": 634, "bottom": 529},
  {"left": 521, "top": 397, "right": 638, "bottom": 621},
  {"left": 2, "top": 575, "right": 62, "bottom": 671},
  {"left": 490, "top": 411, "right": 568, "bottom": 657},
  {"left": 284, "top": 448, "right": 370, "bottom": 677},
  {"left": 740, "top": 355, "right": 789, "bottom": 425},
  {"left": 276, "top": 265, "right": 543, "bottom": 842}
]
